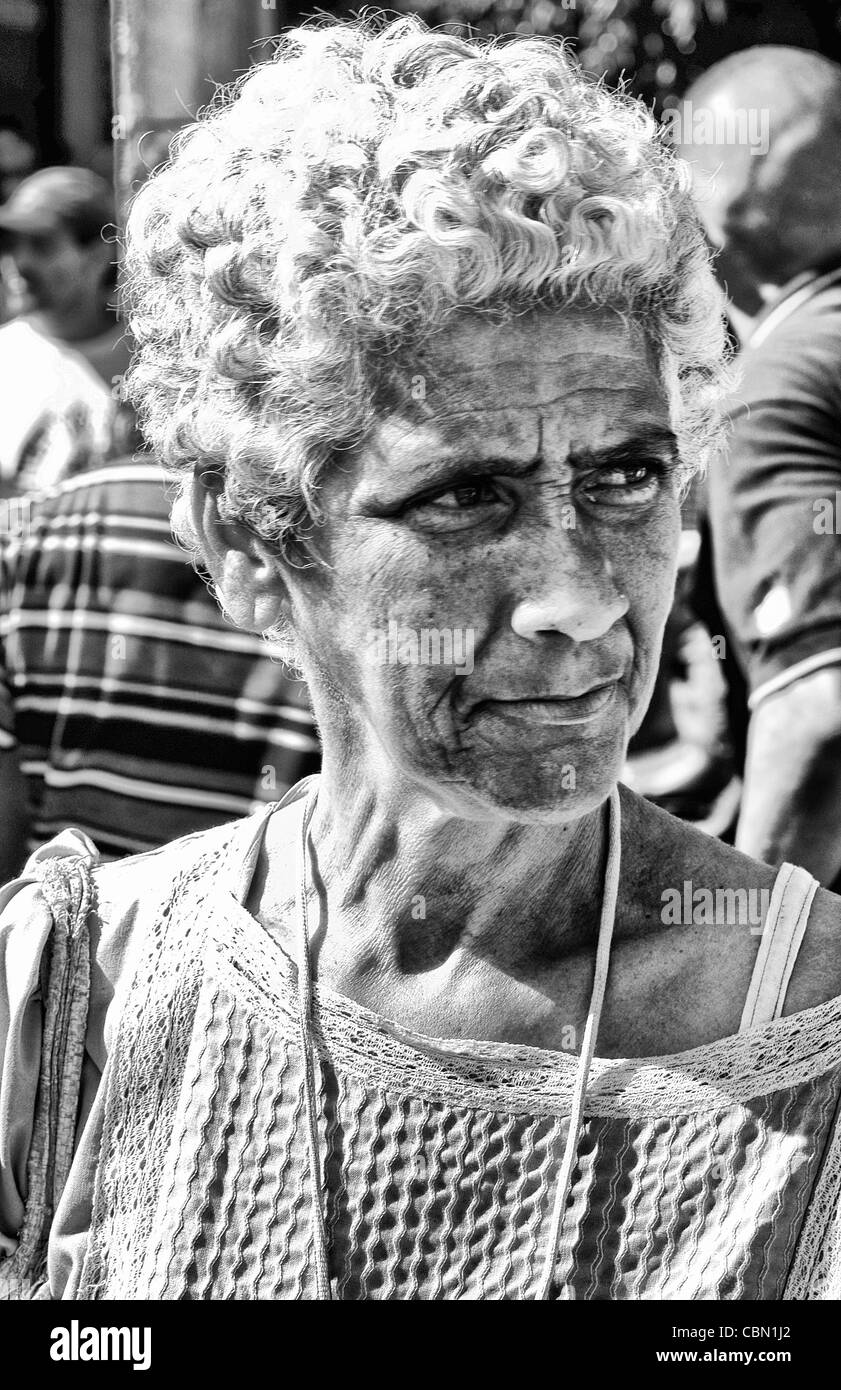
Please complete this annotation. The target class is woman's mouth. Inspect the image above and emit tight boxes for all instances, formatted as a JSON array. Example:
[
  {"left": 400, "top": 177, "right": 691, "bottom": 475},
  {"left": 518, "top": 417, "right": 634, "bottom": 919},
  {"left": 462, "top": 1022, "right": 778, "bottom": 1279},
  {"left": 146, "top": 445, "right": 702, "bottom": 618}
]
[{"left": 473, "top": 682, "right": 619, "bottom": 726}]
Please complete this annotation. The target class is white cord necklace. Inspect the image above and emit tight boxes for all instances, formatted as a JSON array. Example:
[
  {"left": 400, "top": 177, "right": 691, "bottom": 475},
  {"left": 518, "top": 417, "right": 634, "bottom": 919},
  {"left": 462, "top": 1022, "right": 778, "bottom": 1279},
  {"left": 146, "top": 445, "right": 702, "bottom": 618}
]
[{"left": 294, "top": 783, "right": 622, "bottom": 1301}]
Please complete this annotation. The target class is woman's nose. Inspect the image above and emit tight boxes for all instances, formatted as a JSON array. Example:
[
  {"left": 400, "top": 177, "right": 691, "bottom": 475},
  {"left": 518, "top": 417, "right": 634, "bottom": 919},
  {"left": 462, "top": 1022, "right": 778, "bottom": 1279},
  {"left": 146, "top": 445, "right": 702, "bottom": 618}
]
[{"left": 510, "top": 558, "right": 628, "bottom": 643}]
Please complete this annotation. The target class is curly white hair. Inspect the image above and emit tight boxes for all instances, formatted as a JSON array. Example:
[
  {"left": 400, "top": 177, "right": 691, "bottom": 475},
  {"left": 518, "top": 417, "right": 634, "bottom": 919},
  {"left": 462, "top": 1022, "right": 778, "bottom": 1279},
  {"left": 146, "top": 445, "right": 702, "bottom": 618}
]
[{"left": 125, "top": 13, "right": 731, "bottom": 573}]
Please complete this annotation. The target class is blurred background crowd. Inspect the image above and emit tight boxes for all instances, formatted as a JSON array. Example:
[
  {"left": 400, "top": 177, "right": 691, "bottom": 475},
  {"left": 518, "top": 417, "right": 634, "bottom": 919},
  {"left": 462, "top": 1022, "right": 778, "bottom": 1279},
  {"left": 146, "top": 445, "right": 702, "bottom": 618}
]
[{"left": 2, "top": 0, "right": 841, "bottom": 892}]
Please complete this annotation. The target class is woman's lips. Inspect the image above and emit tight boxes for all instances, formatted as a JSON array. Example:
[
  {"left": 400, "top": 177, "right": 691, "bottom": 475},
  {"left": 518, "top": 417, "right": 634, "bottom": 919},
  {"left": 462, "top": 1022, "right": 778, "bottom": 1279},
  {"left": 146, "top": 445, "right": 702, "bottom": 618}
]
[{"left": 473, "top": 682, "right": 619, "bottom": 725}]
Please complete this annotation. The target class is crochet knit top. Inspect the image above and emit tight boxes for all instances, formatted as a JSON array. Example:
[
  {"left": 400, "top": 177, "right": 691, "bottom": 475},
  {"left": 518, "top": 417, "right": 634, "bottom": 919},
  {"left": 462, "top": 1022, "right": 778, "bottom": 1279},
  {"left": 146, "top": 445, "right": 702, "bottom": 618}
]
[{"left": 2, "top": 778, "right": 841, "bottom": 1300}]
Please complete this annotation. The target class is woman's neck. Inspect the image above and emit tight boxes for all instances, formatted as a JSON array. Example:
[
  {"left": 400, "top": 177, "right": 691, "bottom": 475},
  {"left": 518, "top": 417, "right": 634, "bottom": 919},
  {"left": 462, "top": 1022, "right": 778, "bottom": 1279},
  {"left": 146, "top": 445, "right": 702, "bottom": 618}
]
[{"left": 304, "top": 753, "right": 608, "bottom": 979}]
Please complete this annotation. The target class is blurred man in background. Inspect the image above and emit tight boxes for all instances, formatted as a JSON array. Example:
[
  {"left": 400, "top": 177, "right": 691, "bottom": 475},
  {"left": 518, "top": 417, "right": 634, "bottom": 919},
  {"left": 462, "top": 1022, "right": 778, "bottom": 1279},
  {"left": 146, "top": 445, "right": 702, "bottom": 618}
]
[
  {"left": 680, "top": 46, "right": 841, "bottom": 885},
  {"left": 0, "top": 459, "right": 321, "bottom": 879},
  {"left": 0, "top": 167, "right": 130, "bottom": 490}
]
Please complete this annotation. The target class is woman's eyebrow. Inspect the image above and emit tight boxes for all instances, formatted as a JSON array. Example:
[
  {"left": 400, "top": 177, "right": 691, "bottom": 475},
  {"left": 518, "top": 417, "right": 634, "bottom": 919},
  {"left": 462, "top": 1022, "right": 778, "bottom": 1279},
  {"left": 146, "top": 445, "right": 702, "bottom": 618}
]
[
  {"left": 424, "top": 453, "right": 544, "bottom": 481},
  {"left": 360, "top": 425, "right": 680, "bottom": 504},
  {"left": 568, "top": 429, "right": 681, "bottom": 470},
  {"left": 405, "top": 428, "right": 680, "bottom": 484},
  {"left": 351, "top": 451, "right": 536, "bottom": 510},
  {"left": 375, "top": 449, "right": 544, "bottom": 490}
]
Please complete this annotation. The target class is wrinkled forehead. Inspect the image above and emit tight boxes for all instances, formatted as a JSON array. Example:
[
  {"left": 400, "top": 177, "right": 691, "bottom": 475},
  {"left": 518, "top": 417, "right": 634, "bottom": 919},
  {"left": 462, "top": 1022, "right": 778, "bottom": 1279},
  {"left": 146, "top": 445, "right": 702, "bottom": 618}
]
[{"left": 370, "top": 306, "right": 668, "bottom": 461}]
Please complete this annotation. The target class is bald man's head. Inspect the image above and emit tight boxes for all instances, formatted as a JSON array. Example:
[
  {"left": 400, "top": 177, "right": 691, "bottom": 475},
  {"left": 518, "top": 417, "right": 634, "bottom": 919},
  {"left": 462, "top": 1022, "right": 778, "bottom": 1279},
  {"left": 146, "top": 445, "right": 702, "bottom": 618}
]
[{"left": 676, "top": 47, "right": 841, "bottom": 313}]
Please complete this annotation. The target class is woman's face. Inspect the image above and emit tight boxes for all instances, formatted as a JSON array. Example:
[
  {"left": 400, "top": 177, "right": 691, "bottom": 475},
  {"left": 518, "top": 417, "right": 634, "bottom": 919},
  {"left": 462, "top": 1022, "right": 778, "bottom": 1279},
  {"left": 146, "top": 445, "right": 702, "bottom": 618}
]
[{"left": 288, "top": 306, "right": 682, "bottom": 821}]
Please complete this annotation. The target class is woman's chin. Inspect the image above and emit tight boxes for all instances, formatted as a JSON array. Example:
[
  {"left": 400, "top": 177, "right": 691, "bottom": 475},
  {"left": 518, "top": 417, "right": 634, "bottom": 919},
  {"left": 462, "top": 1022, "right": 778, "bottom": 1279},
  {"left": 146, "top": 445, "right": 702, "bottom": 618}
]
[{"left": 415, "top": 750, "right": 627, "bottom": 822}]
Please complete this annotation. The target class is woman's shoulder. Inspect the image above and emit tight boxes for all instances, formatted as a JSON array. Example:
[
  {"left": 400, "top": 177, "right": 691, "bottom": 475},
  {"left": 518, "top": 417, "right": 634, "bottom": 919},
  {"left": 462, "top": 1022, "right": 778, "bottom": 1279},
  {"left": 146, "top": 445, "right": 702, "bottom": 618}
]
[
  {"left": 92, "top": 814, "right": 248, "bottom": 899},
  {"left": 617, "top": 783, "right": 780, "bottom": 903},
  {"left": 0, "top": 811, "right": 271, "bottom": 1001},
  {"left": 779, "top": 885, "right": 841, "bottom": 1017},
  {"left": 618, "top": 784, "right": 841, "bottom": 1019}
]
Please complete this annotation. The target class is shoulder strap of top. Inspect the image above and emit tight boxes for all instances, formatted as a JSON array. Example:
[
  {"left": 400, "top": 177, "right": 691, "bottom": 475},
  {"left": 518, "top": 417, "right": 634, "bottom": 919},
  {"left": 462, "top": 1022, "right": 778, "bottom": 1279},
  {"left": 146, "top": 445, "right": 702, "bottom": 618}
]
[
  {"left": 229, "top": 774, "right": 320, "bottom": 906},
  {"left": 739, "top": 863, "right": 819, "bottom": 1032}
]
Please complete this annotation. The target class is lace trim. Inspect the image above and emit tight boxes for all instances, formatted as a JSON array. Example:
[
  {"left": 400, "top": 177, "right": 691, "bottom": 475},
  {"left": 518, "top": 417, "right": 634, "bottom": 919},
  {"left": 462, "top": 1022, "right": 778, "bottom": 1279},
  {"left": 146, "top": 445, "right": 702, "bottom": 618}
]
[
  {"left": 79, "top": 853, "right": 211, "bottom": 1298},
  {"left": 784, "top": 1091, "right": 841, "bottom": 1298},
  {"left": 74, "top": 811, "right": 841, "bottom": 1299},
  {"left": 214, "top": 892, "right": 841, "bottom": 1119}
]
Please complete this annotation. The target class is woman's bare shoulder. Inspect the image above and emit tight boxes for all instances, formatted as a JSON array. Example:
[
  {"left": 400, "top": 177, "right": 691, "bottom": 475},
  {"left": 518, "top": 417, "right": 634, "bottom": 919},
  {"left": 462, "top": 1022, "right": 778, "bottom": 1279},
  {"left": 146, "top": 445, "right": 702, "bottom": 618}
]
[
  {"left": 618, "top": 784, "right": 841, "bottom": 1019},
  {"left": 783, "top": 885, "right": 841, "bottom": 1016},
  {"left": 617, "top": 784, "right": 779, "bottom": 911},
  {"left": 612, "top": 788, "right": 777, "bottom": 1049}
]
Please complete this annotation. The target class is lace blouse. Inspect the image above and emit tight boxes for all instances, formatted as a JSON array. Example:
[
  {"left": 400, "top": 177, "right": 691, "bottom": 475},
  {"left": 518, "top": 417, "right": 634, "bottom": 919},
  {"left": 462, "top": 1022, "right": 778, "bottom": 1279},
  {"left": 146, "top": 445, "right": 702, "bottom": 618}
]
[{"left": 2, "top": 780, "right": 841, "bottom": 1299}]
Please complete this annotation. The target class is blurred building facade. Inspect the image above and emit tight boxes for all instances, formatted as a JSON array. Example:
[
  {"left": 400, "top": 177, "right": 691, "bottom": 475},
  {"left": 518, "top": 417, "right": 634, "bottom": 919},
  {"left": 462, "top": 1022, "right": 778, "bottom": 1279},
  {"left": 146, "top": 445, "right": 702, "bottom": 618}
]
[
  {"left": 0, "top": 0, "right": 110, "bottom": 167},
  {"left": 3, "top": 0, "right": 841, "bottom": 190},
  {"left": 0, "top": 0, "right": 291, "bottom": 187}
]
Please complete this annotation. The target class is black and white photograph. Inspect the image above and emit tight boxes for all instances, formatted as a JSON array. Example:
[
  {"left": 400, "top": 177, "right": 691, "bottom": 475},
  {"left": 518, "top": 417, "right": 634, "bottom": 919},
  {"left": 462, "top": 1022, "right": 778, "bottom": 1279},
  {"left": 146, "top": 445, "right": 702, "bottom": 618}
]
[{"left": 1, "top": 0, "right": 841, "bottom": 1348}]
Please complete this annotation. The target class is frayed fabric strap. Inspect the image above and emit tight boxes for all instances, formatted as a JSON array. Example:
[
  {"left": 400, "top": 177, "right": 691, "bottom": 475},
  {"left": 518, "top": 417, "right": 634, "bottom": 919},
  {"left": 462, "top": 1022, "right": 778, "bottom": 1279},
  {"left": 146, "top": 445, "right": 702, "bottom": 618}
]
[
  {"left": 296, "top": 792, "right": 333, "bottom": 1301},
  {"left": 0, "top": 856, "right": 93, "bottom": 1300},
  {"left": 535, "top": 784, "right": 621, "bottom": 1299}
]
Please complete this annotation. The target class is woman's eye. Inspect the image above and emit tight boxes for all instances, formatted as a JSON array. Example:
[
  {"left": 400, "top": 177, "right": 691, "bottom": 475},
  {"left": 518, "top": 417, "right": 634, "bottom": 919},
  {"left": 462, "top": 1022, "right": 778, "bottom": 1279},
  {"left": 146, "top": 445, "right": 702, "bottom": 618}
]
[
  {"left": 407, "top": 478, "right": 508, "bottom": 526},
  {"left": 579, "top": 462, "right": 667, "bottom": 506},
  {"left": 428, "top": 481, "right": 502, "bottom": 510}
]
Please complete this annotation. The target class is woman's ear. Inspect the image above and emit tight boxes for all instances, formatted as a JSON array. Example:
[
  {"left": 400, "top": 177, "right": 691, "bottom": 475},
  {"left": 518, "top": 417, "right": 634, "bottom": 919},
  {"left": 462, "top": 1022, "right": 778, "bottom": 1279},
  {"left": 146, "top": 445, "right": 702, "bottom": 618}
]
[{"left": 189, "top": 467, "right": 290, "bottom": 633}]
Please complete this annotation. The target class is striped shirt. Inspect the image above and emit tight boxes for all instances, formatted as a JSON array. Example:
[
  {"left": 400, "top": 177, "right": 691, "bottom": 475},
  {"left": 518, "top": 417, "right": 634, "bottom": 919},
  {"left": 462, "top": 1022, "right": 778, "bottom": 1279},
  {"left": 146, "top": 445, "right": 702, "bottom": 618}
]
[{"left": 0, "top": 462, "right": 320, "bottom": 858}]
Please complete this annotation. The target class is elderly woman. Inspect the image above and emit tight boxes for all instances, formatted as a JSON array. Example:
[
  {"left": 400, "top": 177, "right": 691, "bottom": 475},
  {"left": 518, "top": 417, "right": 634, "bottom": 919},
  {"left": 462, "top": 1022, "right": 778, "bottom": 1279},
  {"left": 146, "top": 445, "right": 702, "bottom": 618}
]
[{"left": 2, "top": 16, "right": 841, "bottom": 1302}]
